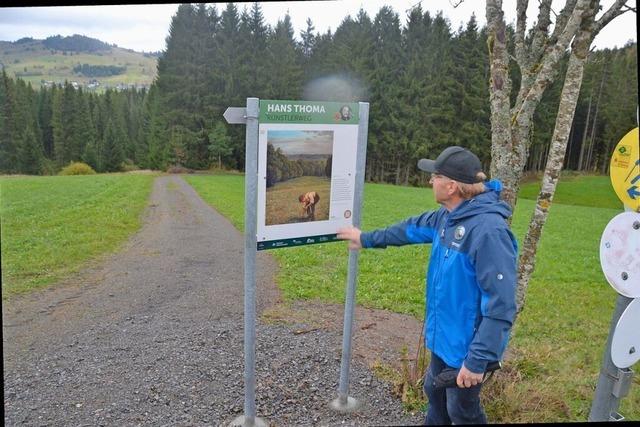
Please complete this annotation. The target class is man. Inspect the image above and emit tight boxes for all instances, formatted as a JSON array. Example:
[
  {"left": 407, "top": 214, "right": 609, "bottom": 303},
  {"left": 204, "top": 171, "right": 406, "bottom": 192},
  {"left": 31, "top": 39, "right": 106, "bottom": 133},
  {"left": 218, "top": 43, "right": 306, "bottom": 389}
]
[
  {"left": 298, "top": 191, "right": 320, "bottom": 220},
  {"left": 337, "top": 146, "right": 518, "bottom": 425}
]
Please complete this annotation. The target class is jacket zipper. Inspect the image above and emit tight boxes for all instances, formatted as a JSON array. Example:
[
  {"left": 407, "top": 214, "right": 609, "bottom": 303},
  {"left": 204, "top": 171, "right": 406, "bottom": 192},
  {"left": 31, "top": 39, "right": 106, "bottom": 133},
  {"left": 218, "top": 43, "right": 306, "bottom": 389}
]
[{"left": 431, "top": 224, "right": 450, "bottom": 355}]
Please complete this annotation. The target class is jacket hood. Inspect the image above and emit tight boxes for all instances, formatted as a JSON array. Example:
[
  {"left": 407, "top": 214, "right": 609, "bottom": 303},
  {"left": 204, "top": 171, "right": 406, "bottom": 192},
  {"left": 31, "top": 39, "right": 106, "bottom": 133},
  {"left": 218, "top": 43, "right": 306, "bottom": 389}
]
[{"left": 448, "top": 179, "right": 512, "bottom": 223}]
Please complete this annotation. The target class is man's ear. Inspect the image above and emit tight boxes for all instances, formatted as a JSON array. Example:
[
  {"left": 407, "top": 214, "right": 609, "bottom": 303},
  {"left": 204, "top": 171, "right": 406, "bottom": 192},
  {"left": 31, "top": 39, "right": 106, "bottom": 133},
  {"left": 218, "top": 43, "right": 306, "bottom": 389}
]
[{"left": 447, "top": 181, "right": 458, "bottom": 196}]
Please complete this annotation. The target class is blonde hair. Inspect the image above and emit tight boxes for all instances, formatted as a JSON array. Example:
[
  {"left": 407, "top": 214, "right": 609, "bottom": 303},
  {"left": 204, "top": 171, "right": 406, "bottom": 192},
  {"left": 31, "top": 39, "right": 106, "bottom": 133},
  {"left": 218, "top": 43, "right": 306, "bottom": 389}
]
[{"left": 455, "top": 172, "right": 487, "bottom": 199}]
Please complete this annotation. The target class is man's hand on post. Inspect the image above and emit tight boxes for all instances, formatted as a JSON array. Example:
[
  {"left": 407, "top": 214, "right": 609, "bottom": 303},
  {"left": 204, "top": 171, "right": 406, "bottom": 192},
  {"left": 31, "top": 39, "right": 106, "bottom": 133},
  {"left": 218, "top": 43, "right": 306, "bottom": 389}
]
[
  {"left": 336, "top": 226, "right": 362, "bottom": 250},
  {"left": 456, "top": 364, "right": 483, "bottom": 388}
]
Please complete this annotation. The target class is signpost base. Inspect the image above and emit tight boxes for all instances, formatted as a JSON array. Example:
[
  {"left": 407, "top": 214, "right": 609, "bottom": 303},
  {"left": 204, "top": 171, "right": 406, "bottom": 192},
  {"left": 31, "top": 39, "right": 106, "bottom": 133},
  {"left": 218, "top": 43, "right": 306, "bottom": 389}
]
[
  {"left": 330, "top": 395, "right": 360, "bottom": 412},
  {"left": 228, "top": 415, "right": 268, "bottom": 427}
]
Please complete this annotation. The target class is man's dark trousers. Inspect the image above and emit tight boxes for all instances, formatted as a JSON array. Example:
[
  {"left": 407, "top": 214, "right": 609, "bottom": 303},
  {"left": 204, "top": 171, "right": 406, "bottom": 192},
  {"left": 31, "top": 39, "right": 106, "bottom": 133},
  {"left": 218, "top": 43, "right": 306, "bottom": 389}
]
[{"left": 423, "top": 353, "right": 488, "bottom": 425}]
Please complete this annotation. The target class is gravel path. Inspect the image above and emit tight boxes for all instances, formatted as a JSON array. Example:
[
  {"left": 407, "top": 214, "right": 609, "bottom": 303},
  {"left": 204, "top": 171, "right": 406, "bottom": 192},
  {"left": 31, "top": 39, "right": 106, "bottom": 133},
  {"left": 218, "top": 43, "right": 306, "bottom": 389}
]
[{"left": 3, "top": 175, "right": 423, "bottom": 426}]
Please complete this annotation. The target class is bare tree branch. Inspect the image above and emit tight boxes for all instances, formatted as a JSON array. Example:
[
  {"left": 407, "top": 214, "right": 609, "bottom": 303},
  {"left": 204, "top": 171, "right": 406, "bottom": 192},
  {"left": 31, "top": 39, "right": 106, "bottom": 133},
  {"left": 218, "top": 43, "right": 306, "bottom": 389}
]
[
  {"left": 553, "top": 0, "right": 588, "bottom": 48},
  {"left": 549, "top": 0, "right": 578, "bottom": 45},
  {"left": 516, "top": 0, "right": 599, "bottom": 313},
  {"left": 515, "top": 0, "right": 529, "bottom": 68},
  {"left": 514, "top": 0, "right": 590, "bottom": 123},
  {"left": 406, "top": 0, "right": 424, "bottom": 13},
  {"left": 529, "top": 0, "right": 553, "bottom": 65},
  {"left": 593, "top": 0, "right": 631, "bottom": 37}
]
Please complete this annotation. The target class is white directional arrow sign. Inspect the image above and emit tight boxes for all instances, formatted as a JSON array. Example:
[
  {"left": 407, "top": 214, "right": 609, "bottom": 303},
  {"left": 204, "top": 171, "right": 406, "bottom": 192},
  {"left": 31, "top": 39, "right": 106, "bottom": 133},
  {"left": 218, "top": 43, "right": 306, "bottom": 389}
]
[{"left": 223, "top": 107, "right": 246, "bottom": 124}]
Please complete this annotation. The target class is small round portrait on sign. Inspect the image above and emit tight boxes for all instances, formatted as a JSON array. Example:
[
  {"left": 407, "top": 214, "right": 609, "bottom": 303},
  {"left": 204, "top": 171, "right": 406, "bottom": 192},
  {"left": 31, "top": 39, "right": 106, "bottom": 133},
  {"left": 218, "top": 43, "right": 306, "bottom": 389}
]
[{"left": 339, "top": 105, "right": 352, "bottom": 121}]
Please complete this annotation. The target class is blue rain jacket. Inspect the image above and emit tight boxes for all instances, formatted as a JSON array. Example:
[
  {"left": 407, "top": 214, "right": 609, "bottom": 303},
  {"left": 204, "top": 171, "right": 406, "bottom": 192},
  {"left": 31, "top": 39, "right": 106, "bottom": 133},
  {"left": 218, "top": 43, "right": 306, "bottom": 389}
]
[{"left": 360, "top": 180, "right": 518, "bottom": 373}]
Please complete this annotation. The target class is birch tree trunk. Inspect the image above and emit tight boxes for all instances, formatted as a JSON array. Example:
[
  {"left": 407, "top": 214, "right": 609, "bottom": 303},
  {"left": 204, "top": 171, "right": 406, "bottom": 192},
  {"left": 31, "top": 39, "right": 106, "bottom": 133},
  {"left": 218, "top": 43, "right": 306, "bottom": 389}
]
[
  {"left": 486, "top": 0, "right": 592, "bottom": 211},
  {"left": 486, "top": 0, "right": 515, "bottom": 204},
  {"left": 514, "top": 0, "right": 630, "bottom": 312},
  {"left": 485, "top": 0, "right": 632, "bottom": 313},
  {"left": 517, "top": 47, "right": 589, "bottom": 310}
]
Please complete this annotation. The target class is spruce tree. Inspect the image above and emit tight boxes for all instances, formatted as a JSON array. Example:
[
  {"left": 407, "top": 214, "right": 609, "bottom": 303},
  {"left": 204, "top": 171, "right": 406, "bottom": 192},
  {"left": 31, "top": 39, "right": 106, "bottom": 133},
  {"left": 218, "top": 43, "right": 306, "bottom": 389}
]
[
  {"left": 52, "top": 81, "right": 76, "bottom": 167},
  {"left": 73, "top": 88, "right": 96, "bottom": 163},
  {"left": 300, "top": 18, "right": 316, "bottom": 60},
  {"left": 10, "top": 78, "right": 41, "bottom": 173},
  {"left": 369, "top": 6, "right": 404, "bottom": 183},
  {"left": 18, "top": 125, "right": 44, "bottom": 174},
  {"left": 102, "top": 118, "right": 125, "bottom": 172},
  {"left": 140, "top": 84, "right": 165, "bottom": 170},
  {"left": 452, "top": 14, "right": 491, "bottom": 163},
  {"left": 207, "top": 121, "right": 232, "bottom": 169},
  {"left": 0, "top": 70, "right": 16, "bottom": 173},
  {"left": 38, "top": 86, "right": 55, "bottom": 159},
  {"left": 246, "top": 2, "right": 270, "bottom": 97},
  {"left": 266, "top": 14, "right": 303, "bottom": 99}
]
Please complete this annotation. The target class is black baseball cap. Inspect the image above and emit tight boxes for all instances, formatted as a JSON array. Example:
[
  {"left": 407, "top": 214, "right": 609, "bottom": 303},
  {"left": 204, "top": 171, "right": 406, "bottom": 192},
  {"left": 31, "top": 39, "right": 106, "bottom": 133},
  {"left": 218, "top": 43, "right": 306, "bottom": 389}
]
[{"left": 417, "top": 146, "right": 483, "bottom": 184}]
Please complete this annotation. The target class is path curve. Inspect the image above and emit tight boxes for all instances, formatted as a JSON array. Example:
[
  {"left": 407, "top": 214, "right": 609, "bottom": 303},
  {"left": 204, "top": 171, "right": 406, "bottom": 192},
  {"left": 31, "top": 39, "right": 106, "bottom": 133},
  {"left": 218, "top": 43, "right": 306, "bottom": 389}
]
[{"left": 3, "top": 175, "right": 423, "bottom": 426}]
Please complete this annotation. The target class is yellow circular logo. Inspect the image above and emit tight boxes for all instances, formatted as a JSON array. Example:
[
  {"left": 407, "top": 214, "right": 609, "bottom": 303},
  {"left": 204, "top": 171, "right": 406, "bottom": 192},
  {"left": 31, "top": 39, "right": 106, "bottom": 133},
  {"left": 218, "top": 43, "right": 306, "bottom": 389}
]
[{"left": 610, "top": 127, "right": 640, "bottom": 212}]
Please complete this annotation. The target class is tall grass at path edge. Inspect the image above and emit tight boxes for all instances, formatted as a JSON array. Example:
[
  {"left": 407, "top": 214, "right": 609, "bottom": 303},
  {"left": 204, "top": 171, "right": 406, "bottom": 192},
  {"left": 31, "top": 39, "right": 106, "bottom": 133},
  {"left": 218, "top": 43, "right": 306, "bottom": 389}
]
[
  {"left": 1, "top": 173, "right": 155, "bottom": 298},
  {"left": 184, "top": 173, "right": 639, "bottom": 422}
]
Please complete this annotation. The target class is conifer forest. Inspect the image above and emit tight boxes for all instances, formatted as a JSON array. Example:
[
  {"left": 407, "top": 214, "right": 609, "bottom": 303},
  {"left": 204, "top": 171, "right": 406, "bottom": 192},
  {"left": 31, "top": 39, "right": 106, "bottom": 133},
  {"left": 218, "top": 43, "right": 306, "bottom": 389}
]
[{"left": 0, "top": 3, "right": 637, "bottom": 184}]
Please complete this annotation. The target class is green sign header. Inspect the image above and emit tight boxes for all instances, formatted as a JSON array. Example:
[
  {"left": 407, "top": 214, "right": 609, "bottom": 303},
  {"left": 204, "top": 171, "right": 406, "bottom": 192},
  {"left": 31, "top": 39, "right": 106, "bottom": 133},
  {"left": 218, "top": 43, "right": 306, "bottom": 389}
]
[{"left": 259, "top": 100, "right": 359, "bottom": 124}]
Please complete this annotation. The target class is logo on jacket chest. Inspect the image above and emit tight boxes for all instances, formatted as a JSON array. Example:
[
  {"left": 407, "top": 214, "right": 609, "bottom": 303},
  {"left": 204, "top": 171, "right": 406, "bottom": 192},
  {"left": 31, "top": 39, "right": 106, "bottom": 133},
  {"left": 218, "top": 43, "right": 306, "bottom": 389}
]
[{"left": 454, "top": 225, "right": 466, "bottom": 240}]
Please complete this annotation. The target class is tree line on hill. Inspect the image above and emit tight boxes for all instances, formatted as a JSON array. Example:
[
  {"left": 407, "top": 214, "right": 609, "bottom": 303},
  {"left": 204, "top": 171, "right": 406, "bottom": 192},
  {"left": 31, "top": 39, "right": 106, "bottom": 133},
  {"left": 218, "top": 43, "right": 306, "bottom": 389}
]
[
  {"left": 266, "top": 143, "right": 331, "bottom": 188},
  {"left": 42, "top": 34, "right": 113, "bottom": 52},
  {"left": 0, "top": 3, "right": 636, "bottom": 181},
  {"left": 0, "top": 73, "right": 146, "bottom": 174},
  {"left": 73, "top": 64, "right": 127, "bottom": 77}
]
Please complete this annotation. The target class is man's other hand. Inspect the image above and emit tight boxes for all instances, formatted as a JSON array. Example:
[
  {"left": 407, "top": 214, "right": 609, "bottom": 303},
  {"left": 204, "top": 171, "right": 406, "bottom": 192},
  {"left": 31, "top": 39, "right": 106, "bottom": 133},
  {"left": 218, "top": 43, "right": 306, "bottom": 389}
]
[
  {"left": 456, "top": 364, "right": 483, "bottom": 388},
  {"left": 336, "top": 226, "right": 362, "bottom": 250}
]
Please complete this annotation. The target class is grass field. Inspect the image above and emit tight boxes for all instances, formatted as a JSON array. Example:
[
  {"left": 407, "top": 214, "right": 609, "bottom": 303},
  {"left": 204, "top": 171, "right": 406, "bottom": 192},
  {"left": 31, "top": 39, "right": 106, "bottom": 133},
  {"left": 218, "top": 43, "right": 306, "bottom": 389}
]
[
  {"left": 0, "top": 173, "right": 155, "bottom": 297},
  {"left": 184, "top": 173, "right": 639, "bottom": 422},
  {"left": 266, "top": 176, "right": 331, "bottom": 225},
  {"left": 518, "top": 173, "right": 624, "bottom": 209}
]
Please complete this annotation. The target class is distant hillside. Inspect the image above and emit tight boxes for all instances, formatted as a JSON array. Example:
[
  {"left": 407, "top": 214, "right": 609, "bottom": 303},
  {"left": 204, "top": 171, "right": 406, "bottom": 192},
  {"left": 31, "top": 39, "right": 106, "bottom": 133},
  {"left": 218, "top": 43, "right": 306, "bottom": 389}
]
[
  {"left": 0, "top": 35, "right": 160, "bottom": 92},
  {"left": 42, "top": 34, "right": 113, "bottom": 52}
]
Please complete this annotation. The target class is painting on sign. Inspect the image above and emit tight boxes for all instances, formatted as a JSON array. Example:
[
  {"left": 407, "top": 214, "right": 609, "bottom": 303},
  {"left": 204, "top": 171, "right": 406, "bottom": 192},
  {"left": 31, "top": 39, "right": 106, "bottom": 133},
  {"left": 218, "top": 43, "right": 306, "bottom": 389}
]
[{"left": 265, "top": 130, "right": 334, "bottom": 225}]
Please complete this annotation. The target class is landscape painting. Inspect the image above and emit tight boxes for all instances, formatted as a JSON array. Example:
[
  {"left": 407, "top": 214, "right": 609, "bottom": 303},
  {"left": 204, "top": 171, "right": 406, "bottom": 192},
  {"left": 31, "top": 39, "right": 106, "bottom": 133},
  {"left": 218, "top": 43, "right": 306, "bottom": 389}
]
[{"left": 265, "top": 130, "right": 333, "bottom": 226}]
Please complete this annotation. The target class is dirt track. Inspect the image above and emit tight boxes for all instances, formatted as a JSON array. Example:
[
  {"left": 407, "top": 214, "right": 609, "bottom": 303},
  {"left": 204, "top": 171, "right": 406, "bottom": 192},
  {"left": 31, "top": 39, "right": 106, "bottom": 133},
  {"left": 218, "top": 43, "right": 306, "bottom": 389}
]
[{"left": 2, "top": 175, "right": 423, "bottom": 426}]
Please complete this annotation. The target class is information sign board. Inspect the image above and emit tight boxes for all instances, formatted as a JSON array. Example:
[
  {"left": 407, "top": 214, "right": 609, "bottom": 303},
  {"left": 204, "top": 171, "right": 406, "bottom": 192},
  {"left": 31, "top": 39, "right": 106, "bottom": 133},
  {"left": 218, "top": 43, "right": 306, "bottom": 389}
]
[
  {"left": 609, "top": 127, "right": 639, "bottom": 212},
  {"left": 256, "top": 100, "right": 360, "bottom": 250}
]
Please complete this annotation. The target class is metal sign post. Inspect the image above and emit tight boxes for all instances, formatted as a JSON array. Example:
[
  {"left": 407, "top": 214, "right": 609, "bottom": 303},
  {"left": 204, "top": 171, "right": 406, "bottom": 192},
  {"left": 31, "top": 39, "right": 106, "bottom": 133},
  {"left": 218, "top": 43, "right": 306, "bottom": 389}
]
[
  {"left": 590, "top": 206, "right": 638, "bottom": 422},
  {"left": 330, "top": 102, "right": 369, "bottom": 412},
  {"left": 589, "top": 125, "right": 639, "bottom": 421},
  {"left": 589, "top": 293, "right": 634, "bottom": 421},
  {"left": 225, "top": 99, "right": 369, "bottom": 422},
  {"left": 225, "top": 98, "right": 267, "bottom": 427}
]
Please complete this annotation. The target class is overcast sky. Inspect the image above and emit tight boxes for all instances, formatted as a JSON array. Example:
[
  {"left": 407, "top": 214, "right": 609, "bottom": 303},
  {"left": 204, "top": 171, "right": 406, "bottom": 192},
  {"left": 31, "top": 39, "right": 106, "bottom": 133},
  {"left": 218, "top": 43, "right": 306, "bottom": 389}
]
[
  {"left": 269, "top": 130, "right": 333, "bottom": 156},
  {"left": 0, "top": 1, "right": 636, "bottom": 53}
]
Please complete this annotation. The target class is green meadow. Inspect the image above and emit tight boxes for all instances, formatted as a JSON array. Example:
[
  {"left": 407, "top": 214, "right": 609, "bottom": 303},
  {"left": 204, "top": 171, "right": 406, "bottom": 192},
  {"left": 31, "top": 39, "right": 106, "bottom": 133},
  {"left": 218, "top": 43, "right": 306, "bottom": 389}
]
[
  {"left": 185, "top": 173, "right": 639, "bottom": 422},
  {"left": 266, "top": 176, "right": 331, "bottom": 225},
  {"left": 518, "top": 173, "right": 625, "bottom": 209},
  {"left": 0, "top": 174, "right": 155, "bottom": 297},
  {"left": 1, "top": 171, "right": 637, "bottom": 421}
]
